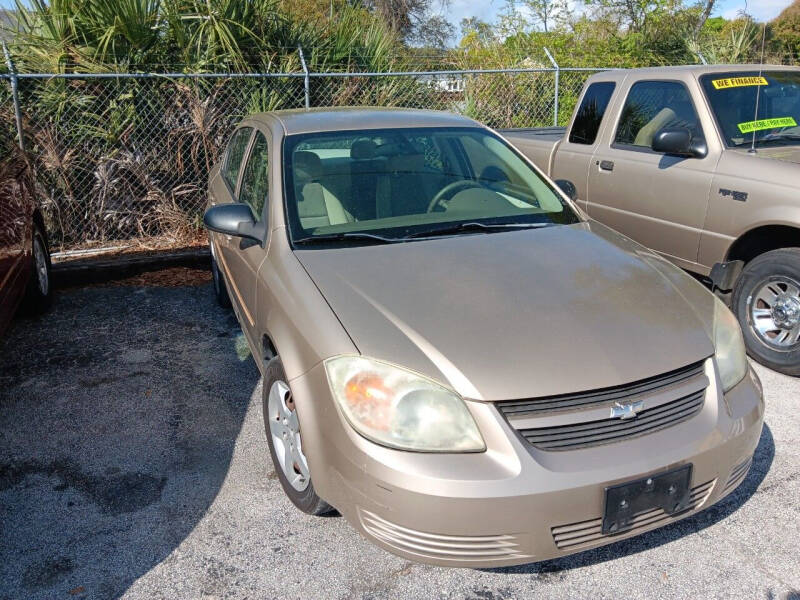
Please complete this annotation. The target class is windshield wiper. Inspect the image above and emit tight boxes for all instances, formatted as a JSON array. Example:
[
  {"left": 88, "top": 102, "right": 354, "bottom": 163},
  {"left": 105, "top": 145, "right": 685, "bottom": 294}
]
[
  {"left": 403, "top": 221, "right": 551, "bottom": 239},
  {"left": 763, "top": 132, "right": 800, "bottom": 141},
  {"left": 735, "top": 132, "right": 800, "bottom": 147},
  {"left": 293, "top": 232, "right": 398, "bottom": 246}
]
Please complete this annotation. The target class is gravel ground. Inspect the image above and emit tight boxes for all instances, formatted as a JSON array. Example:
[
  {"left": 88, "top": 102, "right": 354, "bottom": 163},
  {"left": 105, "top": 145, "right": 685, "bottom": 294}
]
[{"left": 0, "top": 281, "right": 798, "bottom": 600}]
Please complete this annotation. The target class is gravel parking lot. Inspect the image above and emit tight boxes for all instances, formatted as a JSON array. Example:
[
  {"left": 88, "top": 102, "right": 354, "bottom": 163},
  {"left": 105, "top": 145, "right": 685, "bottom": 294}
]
[{"left": 1, "top": 277, "right": 798, "bottom": 600}]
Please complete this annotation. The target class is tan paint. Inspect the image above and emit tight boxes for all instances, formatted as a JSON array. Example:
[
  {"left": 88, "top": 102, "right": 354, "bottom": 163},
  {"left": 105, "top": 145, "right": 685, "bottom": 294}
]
[
  {"left": 507, "top": 64, "right": 800, "bottom": 271},
  {"left": 207, "top": 108, "right": 764, "bottom": 567}
]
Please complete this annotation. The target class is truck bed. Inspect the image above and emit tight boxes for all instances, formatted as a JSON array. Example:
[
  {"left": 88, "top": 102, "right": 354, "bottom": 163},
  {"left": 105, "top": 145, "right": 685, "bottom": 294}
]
[{"left": 498, "top": 127, "right": 566, "bottom": 142}]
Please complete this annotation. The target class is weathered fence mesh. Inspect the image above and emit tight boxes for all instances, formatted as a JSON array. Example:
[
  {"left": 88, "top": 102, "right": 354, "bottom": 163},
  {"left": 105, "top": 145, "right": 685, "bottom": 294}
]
[{"left": 1, "top": 68, "right": 603, "bottom": 253}]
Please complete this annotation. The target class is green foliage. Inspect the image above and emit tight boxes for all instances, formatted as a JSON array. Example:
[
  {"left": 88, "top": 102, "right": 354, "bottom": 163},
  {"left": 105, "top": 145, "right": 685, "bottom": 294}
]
[{"left": 771, "top": 0, "right": 800, "bottom": 59}]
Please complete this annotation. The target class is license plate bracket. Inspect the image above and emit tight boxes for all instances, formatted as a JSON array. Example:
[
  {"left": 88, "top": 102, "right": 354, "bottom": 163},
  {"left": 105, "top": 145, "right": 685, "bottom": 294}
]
[{"left": 602, "top": 465, "right": 692, "bottom": 535}]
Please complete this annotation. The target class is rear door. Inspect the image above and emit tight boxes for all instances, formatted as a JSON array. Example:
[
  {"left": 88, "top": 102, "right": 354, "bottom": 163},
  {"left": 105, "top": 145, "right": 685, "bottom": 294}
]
[
  {"left": 219, "top": 129, "right": 270, "bottom": 344},
  {"left": 552, "top": 78, "right": 618, "bottom": 214},
  {"left": 587, "top": 79, "right": 719, "bottom": 268}
]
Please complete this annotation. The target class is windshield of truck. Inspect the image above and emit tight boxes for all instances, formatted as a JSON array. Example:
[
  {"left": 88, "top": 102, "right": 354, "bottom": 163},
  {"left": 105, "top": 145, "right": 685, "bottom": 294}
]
[
  {"left": 282, "top": 127, "right": 579, "bottom": 247},
  {"left": 700, "top": 71, "right": 800, "bottom": 147}
]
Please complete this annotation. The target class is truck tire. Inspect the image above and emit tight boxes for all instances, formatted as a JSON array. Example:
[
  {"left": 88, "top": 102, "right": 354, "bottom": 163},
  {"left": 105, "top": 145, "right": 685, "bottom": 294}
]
[{"left": 732, "top": 248, "right": 800, "bottom": 376}]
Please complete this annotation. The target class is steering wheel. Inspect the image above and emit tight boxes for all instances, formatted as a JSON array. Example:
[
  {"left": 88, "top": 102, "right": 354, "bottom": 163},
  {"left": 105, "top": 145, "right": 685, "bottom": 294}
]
[{"left": 427, "top": 180, "right": 483, "bottom": 213}]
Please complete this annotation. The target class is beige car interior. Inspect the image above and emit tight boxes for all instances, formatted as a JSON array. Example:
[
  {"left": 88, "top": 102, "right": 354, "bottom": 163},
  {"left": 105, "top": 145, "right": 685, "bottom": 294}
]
[
  {"left": 634, "top": 107, "right": 677, "bottom": 146},
  {"left": 294, "top": 151, "right": 354, "bottom": 229},
  {"left": 293, "top": 138, "right": 457, "bottom": 228}
]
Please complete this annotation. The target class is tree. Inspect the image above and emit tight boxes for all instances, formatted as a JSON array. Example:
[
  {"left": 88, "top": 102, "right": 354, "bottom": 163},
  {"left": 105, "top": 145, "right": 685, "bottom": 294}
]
[
  {"left": 360, "top": 0, "right": 450, "bottom": 43},
  {"left": 411, "top": 14, "right": 455, "bottom": 48},
  {"left": 771, "top": 0, "right": 800, "bottom": 57},
  {"left": 460, "top": 16, "right": 495, "bottom": 44},
  {"left": 497, "top": 0, "right": 529, "bottom": 38},
  {"left": 693, "top": 0, "right": 716, "bottom": 37},
  {"left": 582, "top": 0, "right": 681, "bottom": 33},
  {"left": 525, "top": 0, "right": 569, "bottom": 33}
]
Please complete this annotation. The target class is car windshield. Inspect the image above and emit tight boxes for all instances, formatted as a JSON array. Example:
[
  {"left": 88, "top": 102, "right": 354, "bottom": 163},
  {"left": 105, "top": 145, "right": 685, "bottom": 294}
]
[
  {"left": 700, "top": 71, "right": 800, "bottom": 147},
  {"left": 282, "top": 126, "right": 579, "bottom": 246}
]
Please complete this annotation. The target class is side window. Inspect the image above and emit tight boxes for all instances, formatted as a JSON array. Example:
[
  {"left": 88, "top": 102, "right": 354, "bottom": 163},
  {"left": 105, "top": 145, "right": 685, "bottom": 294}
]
[
  {"left": 223, "top": 127, "right": 252, "bottom": 189},
  {"left": 238, "top": 132, "right": 269, "bottom": 220},
  {"left": 569, "top": 82, "right": 615, "bottom": 145},
  {"left": 614, "top": 81, "right": 702, "bottom": 148}
]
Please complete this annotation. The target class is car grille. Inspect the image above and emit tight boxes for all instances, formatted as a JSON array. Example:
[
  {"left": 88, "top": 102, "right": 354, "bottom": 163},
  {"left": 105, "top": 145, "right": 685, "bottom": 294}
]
[
  {"left": 551, "top": 479, "right": 716, "bottom": 551},
  {"left": 498, "top": 360, "right": 705, "bottom": 416},
  {"left": 358, "top": 508, "right": 530, "bottom": 563},
  {"left": 497, "top": 360, "right": 709, "bottom": 452},
  {"left": 722, "top": 456, "right": 752, "bottom": 497},
  {"left": 518, "top": 389, "right": 705, "bottom": 451}
]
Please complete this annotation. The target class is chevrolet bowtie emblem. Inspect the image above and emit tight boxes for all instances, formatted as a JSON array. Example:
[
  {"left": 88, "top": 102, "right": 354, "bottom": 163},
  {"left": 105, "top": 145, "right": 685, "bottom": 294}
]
[{"left": 610, "top": 400, "right": 644, "bottom": 420}]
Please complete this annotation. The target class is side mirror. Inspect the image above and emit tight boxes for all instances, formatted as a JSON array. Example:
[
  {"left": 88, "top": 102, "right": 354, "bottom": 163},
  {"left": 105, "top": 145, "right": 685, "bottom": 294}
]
[
  {"left": 652, "top": 127, "right": 707, "bottom": 158},
  {"left": 554, "top": 179, "right": 577, "bottom": 201},
  {"left": 204, "top": 203, "right": 264, "bottom": 243}
]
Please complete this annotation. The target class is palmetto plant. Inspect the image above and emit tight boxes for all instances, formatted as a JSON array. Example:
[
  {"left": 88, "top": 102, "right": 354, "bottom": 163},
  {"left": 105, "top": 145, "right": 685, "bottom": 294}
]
[
  {"left": 1, "top": 0, "right": 413, "bottom": 250},
  {"left": 168, "top": 80, "right": 228, "bottom": 176}
]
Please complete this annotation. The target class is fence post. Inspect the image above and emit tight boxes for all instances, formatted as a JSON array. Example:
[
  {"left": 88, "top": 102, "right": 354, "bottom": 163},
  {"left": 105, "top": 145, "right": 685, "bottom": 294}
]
[
  {"left": 297, "top": 45, "right": 310, "bottom": 109},
  {"left": 2, "top": 41, "right": 24, "bottom": 150},
  {"left": 543, "top": 47, "right": 559, "bottom": 127}
]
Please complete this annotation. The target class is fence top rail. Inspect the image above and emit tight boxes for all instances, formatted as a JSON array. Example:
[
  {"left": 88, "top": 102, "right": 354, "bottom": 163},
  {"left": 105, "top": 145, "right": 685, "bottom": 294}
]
[{"left": 0, "top": 66, "right": 612, "bottom": 80}]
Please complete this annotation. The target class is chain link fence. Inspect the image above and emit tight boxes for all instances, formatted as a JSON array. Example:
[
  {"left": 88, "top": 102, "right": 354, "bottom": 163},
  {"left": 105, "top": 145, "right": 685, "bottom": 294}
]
[{"left": 0, "top": 65, "right": 604, "bottom": 255}]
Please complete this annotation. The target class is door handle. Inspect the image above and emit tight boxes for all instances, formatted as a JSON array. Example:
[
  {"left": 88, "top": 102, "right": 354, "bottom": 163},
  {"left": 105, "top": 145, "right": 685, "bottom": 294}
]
[{"left": 598, "top": 160, "right": 614, "bottom": 172}]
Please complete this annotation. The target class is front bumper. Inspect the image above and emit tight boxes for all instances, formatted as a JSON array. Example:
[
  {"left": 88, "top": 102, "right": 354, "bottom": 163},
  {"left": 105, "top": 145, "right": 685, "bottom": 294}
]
[{"left": 289, "top": 359, "right": 764, "bottom": 567}]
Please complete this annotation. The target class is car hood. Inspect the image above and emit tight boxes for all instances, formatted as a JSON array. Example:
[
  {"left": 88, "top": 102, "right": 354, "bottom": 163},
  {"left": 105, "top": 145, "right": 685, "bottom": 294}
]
[
  {"left": 731, "top": 145, "right": 800, "bottom": 164},
  {"left": 295, "top": 222, "right": 715, "bottom": 400}
]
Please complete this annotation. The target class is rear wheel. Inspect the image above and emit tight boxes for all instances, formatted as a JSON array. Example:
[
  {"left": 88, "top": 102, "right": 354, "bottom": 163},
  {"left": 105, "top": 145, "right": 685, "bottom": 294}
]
[
  {"left": 262, "top": 358, "right": 334, "bottom": 516},
  {"left": 732, "top": 248, "right": 800, "bottom": 376},
  {"left": 211, "top": 254, "right": 231, "bottom": 308},
  {"left": 22, "top": 223, "right": 53, "bottom": 315}
]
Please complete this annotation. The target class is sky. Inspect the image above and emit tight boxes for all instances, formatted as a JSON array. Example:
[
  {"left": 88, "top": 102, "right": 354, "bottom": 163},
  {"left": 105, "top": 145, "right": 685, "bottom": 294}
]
[
  {"left": 0, "top": 0, "right": 793, "bottom": 31},
  {"left": 444, "top": 0, "right": 794, "bottom": 32}
]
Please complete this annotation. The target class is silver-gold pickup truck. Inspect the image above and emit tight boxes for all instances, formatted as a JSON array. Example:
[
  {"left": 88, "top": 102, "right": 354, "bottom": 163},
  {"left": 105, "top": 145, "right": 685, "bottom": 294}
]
[{"left": 504, "top": 65, "right": 800, "bottom": 375}]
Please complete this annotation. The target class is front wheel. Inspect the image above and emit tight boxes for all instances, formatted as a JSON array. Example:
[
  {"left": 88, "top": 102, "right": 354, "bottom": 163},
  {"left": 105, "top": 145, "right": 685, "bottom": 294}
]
[
  {"left": 22, "top": 222, "right": 53, "bottom": 315},
  {"left": 262, "top": 358, "right": 334, "bottom": 516},
  {"left": 732, "top": 248, "right": 800, "bottom": 376},
  {"left": 211, "top": 253, "right": 231, "bottom": 308}
]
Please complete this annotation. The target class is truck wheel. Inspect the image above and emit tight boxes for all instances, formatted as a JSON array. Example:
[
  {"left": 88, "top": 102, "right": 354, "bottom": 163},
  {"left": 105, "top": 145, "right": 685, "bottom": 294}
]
[
  {"left": 22, "top": 223, "right": 53, "bottom": 315},
  {"left": 262, "top": 358, "right": 335, "bottom": 516},
  {"left": 732, "top": 248, "right": 800, "bottom": 376},
  {"left": 211, "top": 254, "right": 232, "bottom": 308}
]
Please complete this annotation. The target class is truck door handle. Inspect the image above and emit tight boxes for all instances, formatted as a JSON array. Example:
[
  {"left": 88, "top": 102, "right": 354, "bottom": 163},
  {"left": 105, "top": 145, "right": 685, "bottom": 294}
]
[{"left": 598, "top": 160, "right": 614, "bottom": 172}]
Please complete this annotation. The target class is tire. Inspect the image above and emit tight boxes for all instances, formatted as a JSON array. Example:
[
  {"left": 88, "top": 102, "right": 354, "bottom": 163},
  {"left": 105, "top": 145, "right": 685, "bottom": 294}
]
[
  {"left": 262, "top": 358, "right": 334, "bottom": 516},
  {"left": 211, "top": 254, "right": 232, "bottom": 308},
  {"left": 22, "top": 222, "right": 53, "bottom": 315},
  {"left": 732, "top": 248, "right": 800, "bottom": 376}
]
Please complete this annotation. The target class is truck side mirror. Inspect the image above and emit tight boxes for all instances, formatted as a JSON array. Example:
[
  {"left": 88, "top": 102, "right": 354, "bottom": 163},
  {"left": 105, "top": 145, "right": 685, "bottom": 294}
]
[
  {"left": 204, "top": 203, "right": 265, "bottom": 244},
  {"left": 652, "top": 127, "right": 707, "bottom": 159},
  {"left": 554, "top": 179, "right": 577, "bottom": 201}
]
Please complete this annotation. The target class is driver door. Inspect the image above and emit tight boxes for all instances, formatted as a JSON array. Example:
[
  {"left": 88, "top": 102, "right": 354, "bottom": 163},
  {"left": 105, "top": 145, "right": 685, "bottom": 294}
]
[
  {"left": 221, "top": 129, "right": 271, "bottom": 346},
  {"left": 587, "top": 79, "right": 718, "bottom": 269}
]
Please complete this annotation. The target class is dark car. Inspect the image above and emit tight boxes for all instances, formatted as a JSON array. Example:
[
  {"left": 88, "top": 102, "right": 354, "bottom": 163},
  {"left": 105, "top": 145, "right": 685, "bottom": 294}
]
[{"left": 0, "top": 146, "right": 52, "bottom": 335}]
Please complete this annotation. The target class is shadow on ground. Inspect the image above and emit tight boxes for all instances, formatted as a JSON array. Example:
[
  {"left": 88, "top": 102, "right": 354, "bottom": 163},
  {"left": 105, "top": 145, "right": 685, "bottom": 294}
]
[
  {"left": 0, "top": 283, "right": 257, "bottom": 599},
  {"left": 483, "top": 423, "right": 775, "bottom": 577}
]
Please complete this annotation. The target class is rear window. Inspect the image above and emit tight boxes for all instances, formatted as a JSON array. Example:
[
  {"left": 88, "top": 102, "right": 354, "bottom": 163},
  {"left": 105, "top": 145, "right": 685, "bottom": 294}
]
[
  {"left": 569, "top": 82, "right": 615, "bottom": 145},
  {"left": 223, "top": 127, "right": 252, "bottom": 189}
]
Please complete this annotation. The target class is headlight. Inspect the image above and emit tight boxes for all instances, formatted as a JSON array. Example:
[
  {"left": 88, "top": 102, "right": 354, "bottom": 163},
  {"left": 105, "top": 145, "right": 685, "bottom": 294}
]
[
  {"left": 713, "top": 296, "right": 748, "bottom": 393},
  {"left": 324, "top": 356, "right": 485, "bottom": 452}
]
